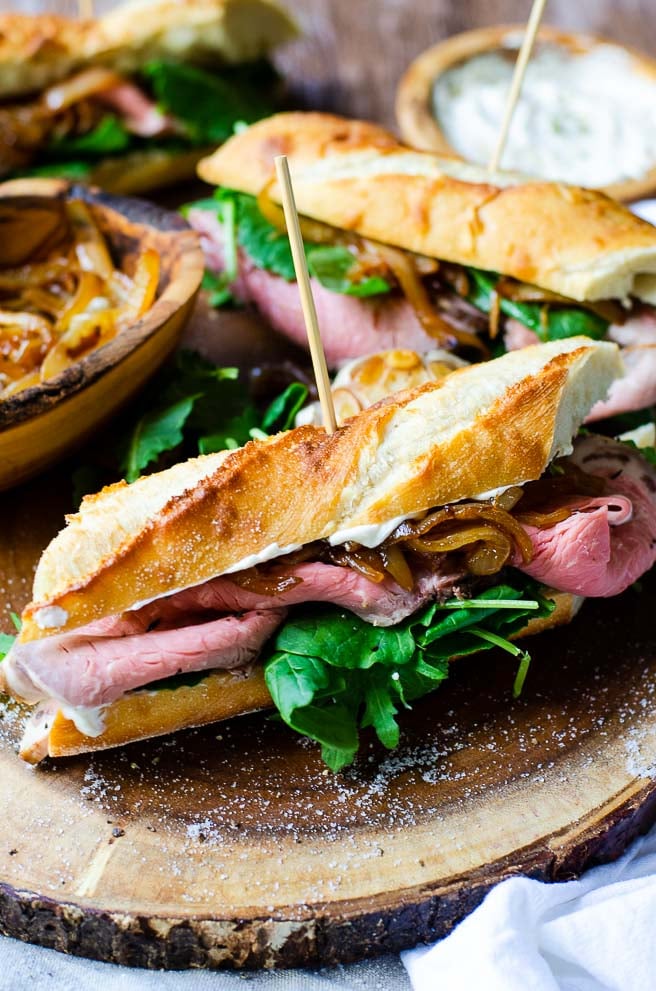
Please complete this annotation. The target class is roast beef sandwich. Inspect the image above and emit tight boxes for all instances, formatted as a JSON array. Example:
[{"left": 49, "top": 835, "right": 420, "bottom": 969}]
[
  {"left": 3, "top": 337, "right": 656, "bottom": 770},
  {"left": 188, "top": 111, "right": 656, "bottom": 423},
  {"left": 0, "top": 0, "right": 296, "bottom": 194}
]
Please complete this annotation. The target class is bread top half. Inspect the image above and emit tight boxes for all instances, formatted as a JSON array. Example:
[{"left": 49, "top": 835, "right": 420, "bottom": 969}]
[
  {"left": 0, "top": 0, "right": 297, "bottom": 100},
  {"left": 17, "top": 338, "right": 621, "bottom": 644},
  {"left": 198, "top": 112, "right": 656, "bottom": 305}
]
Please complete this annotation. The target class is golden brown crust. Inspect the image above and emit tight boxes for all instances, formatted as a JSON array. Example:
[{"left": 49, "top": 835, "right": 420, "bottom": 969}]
[
  {"left": 0, "top": 0, "right": 296, "bottom": 100},
  {"left": 19, "top": 666, "right": 271, "bottom": 763},
  {"left": 198, "top": 112, "right": 656, "bottom": 303},
  {"left": 14, "top": 339, "right": 620, "bottom": 644},
  {"left": 18, "top": 591, "right": 580, "bottom": 762}
]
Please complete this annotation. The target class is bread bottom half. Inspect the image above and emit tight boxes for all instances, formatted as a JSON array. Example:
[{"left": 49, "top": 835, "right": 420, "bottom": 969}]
[
  {"left": 16, "top": 590, "right": 583, "bottom": 764},
  {"left": 49, "top": 146, "right": 213, "bottom": 197}
]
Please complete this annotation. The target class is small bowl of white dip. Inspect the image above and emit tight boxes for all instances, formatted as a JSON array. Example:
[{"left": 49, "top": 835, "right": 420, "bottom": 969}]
[{"left": 396, "top": 25, "right": 656, "bottom": 201}]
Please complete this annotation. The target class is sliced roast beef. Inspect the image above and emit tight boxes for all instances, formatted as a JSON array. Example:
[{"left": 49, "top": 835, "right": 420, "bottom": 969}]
[
  {"left": 7, "top": 608, "right": 286, "bottom": 709},
  {"left": 98, "top": 83, "right": 172, "bottom": 137},
  {"left": 135, "top": 561, "right": 463, "bottom": 630},
  {"left": 586, "top": 345, "right": 656, "bottom": 422},
  {"left": 4, "top": 562, "right": 464, "bottom": 710},
  {"left": 504, "top": 314, "right": 656, "bottom": 421},
  {"left": 188, "top": 208, "right": 438, "bottom": 366},
  {"left": 514, "top": 436, "right": 656, "bottom": 596}
]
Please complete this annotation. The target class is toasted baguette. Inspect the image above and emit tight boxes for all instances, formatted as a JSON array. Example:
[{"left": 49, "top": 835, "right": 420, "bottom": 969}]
[
  {"left": 15, "top": 338, "right": 620, "bottom": 645},
  {"left": 16, "top": 590, "right": 583, "bottom": 763},
  {"left": 0, "top": 0, "right": 297, "bottom": 100},
  {"left": 198, "top": 112, "right": 656, "bottom": 305}
]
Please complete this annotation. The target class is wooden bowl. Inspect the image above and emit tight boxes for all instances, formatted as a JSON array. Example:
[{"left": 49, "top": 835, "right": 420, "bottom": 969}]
[
  {"left": 396, "top": 25, "right": 656, "bottom": 202},
  {"left": 0, "top": 178, "right": 204, "bottom": 490}
]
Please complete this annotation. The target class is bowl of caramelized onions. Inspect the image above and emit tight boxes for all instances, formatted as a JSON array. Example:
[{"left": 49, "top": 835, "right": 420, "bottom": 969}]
[{"left": 0, "top": 177, "right": 204, "bottom": 489}]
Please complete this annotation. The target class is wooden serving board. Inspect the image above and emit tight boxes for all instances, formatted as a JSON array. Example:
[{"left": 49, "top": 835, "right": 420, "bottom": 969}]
[{"left": 1, "top": 458, "right": 656, "bottom": 969}]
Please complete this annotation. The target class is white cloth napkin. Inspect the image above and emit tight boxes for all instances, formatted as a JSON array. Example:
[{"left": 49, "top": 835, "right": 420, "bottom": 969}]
[{"left": 402, "top": 822, "right": 656, "bottom": 991}]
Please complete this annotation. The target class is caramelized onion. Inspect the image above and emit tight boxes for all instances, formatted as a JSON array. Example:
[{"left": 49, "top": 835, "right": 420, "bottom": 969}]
[
  {"left": 379, "top": 544, "right": 414, "bottom": 590},
  {"left": 43, "top": 68, "right": 122, "bottom": 112},
  {"left": 489, "top": 290, "right": 500, "bottom": 340},
  {"left": 256, "top": 184, "right": 339, "bottom": 244},
  {"left": 367, "top": 240, "right": 488, "bottom": 354},
  {"left": 390, "top": 503, "right": 533, "bottom": 563},
  {"left": 493, "top": 486, "right": 524, "bottom": 511},
  {"left": 466, "top": 538, "right": 513, "bottom": 575},
  {"left": 230, "top": 570, "right": 303, "bottom": 595},
  {"left": 495, "top": 277, "right": 625, "bottom": 325},
  {"left": 514, "top": 508, "right": 574, "bottom": 528}
]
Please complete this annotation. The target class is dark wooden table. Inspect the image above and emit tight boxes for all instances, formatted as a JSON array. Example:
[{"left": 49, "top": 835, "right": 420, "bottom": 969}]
[{"left": 21, "top": 0, "right": 656, "bottom": 131}]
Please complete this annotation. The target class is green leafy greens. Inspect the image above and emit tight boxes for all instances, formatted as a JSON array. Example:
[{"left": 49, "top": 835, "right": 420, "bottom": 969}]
[
  {"left": 184, "top": 190, "right": 393, "bottom": 299},
  {"left": 48, "top": 115, "right": 132, "bottom": 158},
  {"left": 142, "top": 60, "right": 279, "bottom": 146},
  {"left": 188, "top": 193, "right": 610, "bottom": 342},
  {"left": 73, "top": 351, "right": 309, "bottom": 500},
  {"left": 15, "top": 60, "right": 279, "bottom": 181},
  {"left": 466, "top": 268, "right": 608, "bottom": 343},
  {"left": 263, "top": 581, "right": 553, "bottom": 771}
]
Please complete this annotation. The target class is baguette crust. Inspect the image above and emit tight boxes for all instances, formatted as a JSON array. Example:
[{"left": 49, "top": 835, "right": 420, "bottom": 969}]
[
  {"left": 17, "top": 592, "right": 581, "bottom": 762},
  {"left": 17, "top": 339, "right": 620, "bottom": 644},
  {"left": 198, "top": 112, "right": 656, "bottom": 304},
  {"left": 0, "top": 0, "right": 297, "bottom": 99}
]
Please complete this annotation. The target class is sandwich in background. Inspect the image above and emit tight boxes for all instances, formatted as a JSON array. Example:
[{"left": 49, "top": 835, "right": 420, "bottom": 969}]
[
  {"left": 0, "top": 0, "right": 297, "bottom": 194},
  {"left": 187, "top": 111, "right": 656, "bottom": 425}
]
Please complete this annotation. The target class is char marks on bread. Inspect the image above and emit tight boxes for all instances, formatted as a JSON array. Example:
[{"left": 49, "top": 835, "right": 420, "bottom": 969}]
[
  {"left": 17, "top": 338, "right": 621, "bottom": 643},
  {"left": 198, "top": 112, "right": 656, "bottom": 305}
]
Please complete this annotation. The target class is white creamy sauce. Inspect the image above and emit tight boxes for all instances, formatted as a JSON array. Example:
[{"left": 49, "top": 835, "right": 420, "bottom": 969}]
[
  {"left": 34, "top": 605, "right": 69, "bottom": 630},
  {"left": 60, "top": 703, "right": 107, "bottom": 738},
  {"left": 328, "top": 515, "right": 415, "bottom": 549},
  {"left": 433, "top": 45, "right": 656, "bottom": 187},
  {"left": 221, "top": 542, "right": 302, "bottom": 575}
]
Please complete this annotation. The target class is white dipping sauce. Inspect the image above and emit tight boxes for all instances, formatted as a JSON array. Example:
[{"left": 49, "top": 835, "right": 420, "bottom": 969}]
[{"left": 433, "top": 45, "right": 656, "bottom": 187}]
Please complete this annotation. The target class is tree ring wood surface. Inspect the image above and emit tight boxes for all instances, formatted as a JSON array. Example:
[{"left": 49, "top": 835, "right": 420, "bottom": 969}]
[{"left": 0, "top": 459, "right": 655, "bottom": 969}]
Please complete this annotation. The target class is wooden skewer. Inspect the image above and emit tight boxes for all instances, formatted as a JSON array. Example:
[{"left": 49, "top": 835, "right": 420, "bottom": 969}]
[
  {"left": 488, "top": 0, "right": 549, "bottom": 173},
  {"left": 274, "top": 155, "right": 337, "bottom": 435},
  {"left": 77, "top": 0, "right": 94, "bottom": 18}
]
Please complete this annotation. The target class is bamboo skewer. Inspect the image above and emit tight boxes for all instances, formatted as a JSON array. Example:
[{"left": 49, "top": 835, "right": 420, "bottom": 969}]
[
  {"left": 488, "top": 0, "right": 549, "bottom": 173},
  {"left": 274, "top": 155, "right": 337, "bottom": 435}
]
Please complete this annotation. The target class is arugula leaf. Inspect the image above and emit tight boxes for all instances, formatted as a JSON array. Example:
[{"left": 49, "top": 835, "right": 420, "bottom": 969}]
[
  {"left": 142, "top": 61, "right": 277, "bottom": 145},
  {"left": 264, "top": 581, "right": 553, "bottom": 771},
  {"left": 0, "top": 633, "right": 14, "bottom": 661},
  {"left": 48, "top": 116, "right": 132, "bottom": 157},
  {"left": 306, "top": 245, "right": 391, "bottom": 297},
  {"left": 466, "top": 268, "right": 608, "bottom": 342},
  {"left": 201, "top": 270, "right": 234, "bottom": 309},
  {"left": 261, "top": 383, "right": 310, "bottom": 433},
  {"left": 187, "top": 191, "right": 392, "bottom": 299},
  {"left": 18, "top": 161, "right": 92, "bottom": 180},
  {"left": 120, "top": 395, "right": 198, "bottom": 483}
]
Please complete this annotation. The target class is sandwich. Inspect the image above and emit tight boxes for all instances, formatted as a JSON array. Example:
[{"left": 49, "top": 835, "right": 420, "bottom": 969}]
[
  {"left": 3, "top": 337, "right": 656, "bottom": 770},
  {"left": 0, "top": 0, "right": 296, "bottom": 195},
  {"left": 187, "top": 111, "right": 656, "bottom": 424}
]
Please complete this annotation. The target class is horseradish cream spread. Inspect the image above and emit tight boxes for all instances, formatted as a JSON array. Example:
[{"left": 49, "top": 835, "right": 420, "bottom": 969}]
[{"left": 433, "top": 44, "right": 656, "bottom": 187}]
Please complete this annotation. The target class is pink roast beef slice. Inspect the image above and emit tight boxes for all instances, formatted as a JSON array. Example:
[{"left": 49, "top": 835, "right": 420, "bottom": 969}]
[
  {"left": 515, "top": 436, "right": 656, "bottom": 597},
  {"left": 188, "top": 207, "right": 437, "bottom": 366},
  {"left": 6, "top": 608, "right": 286, "bottom": 708},
  {"left": 5, "top": 562, "right": 465, "bottom": 709},
  {"left": 135, "top": 561, "right": 465, "bottom": 631},
  {"left": 98, "top": 82, "right": 172, "bottom": 136},
  {"left": 586, "top": 345, "right": 656, "bottom": 422}
]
